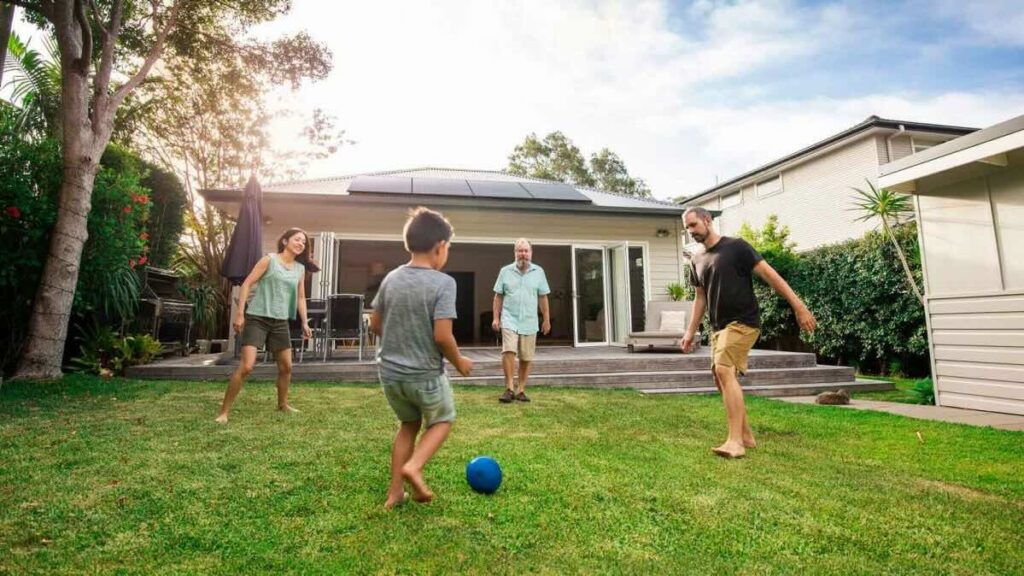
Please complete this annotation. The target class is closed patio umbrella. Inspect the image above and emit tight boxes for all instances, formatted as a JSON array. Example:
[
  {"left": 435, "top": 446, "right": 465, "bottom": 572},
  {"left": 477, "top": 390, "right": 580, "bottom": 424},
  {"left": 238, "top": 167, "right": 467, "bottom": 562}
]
[{"left": 221, "top": 175, "right": 264, "bottom": 285}]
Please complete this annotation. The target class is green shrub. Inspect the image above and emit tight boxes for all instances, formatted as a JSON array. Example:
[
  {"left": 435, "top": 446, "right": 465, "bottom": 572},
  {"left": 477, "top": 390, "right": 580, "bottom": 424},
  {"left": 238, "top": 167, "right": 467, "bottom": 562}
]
[
  {"left": 0, "top": 106, "right": 152, "bottom": 373},
  {"left": 666, "top": 281, "right": 687, "bottom": 301},
  {"left": 909, "top": 377, "right": 935, "bottom": 405},
  {"left": 71, "top": 322, "right": 162, "bottom": 376},
  {"left": 732, "top": 213, "right": 929, "bottom": 376},
  {"left": 797, "top": 222, "right": 928, "bottom": 375}
]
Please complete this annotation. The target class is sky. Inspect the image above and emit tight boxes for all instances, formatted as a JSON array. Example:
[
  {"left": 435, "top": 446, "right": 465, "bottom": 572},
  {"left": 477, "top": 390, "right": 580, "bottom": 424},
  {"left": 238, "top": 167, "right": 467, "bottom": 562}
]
[{"left": 16, "top": 0, "right": 1024, "bottom": 200}]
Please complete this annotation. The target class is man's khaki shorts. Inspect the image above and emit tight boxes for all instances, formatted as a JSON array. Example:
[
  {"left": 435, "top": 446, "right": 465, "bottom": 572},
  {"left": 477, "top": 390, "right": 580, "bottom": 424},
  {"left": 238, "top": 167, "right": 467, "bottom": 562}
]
[
  {"left": 501, "top": 329, "right": 537, "bottom": 361},
  {"left": 710, "top": 321, "right": 760, "bottom": 376}
]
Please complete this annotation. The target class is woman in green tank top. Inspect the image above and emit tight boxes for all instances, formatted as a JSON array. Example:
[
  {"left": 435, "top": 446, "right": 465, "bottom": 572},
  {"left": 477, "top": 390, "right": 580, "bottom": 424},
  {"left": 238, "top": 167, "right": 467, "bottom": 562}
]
[{"left": 216, "top": 228, "right": 317, "bottom": 424}]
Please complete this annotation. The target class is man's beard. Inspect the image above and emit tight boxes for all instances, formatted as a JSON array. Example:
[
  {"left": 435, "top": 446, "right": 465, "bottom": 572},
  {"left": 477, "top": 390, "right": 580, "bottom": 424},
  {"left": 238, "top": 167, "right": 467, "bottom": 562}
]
[
  {"left": 691, "top": 232, "right": 705, "bottom": 242},
  {"left": 517, "top": 257, "right": 530, "bottom": 267}
]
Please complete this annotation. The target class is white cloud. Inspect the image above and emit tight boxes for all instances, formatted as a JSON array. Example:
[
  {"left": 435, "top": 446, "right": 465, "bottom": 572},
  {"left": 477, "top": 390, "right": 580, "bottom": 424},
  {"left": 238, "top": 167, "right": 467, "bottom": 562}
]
[{"left": 251, "top": 1, "right": 1024, "bottom": 198}]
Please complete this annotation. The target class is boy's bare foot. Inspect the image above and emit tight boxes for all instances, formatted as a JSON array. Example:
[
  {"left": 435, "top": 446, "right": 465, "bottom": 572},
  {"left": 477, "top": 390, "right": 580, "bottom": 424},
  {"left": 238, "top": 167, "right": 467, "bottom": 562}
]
[
  {"left": 401, "top": 464, "right": 434, "bottom": 503},
  {"left": 712, "top": 441, "right": 746, "bottom": 459},
  {"left": 384, "top": 491, "right": 409, "bottom": 510},
  {"left": 278, "top": 405, "right": 300, "bottom": 414},
  {"left": 214, "top": 413, "right": 229, "bottom": 424}
]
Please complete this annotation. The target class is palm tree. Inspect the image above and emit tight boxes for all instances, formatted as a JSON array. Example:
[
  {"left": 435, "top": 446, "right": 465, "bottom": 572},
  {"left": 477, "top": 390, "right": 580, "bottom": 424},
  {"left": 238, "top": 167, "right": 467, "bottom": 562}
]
[
  {"left": 851, "top": 179, "right": 925, "bottom": 306},
  {"left": 2, "top": 32, "right": 62, "bottom": 138}
]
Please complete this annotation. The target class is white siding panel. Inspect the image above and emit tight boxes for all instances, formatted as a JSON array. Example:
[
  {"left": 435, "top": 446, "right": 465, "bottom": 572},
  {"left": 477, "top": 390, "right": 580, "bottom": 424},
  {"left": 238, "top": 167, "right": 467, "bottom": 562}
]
[
  {"left": 935, "top": 361, "right": 1024, "bottom": 384},
  {"left": 938, "top": 377, "right": 1024, "bottom": 401},
  {"left": 933, "top": 345, "right": 1024, "bottom": 365},
  {"left": 929, "top": 295, "right": 1024, "bottom": 314},
  {"left": 931, "top": 331, "right": 1024, "bottom": 347},
  {"left": 939, "top": 392, "right": 1024, "bottom": 415},
  {"left": 926, "top": 292, "right": 1024, "bottom": 414},
  {"left": 989, "top": 165, "right": 1024, "bottom": 290},
  {"left": 917, "top": 180, "right": 1002, "bottom": 296}
]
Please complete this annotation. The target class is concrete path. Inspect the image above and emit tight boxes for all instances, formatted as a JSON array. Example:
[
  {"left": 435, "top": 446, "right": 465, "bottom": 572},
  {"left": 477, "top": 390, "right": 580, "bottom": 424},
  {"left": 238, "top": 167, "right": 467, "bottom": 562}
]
[{"left": 774, "top": 396, "right": 1024, "bottom": 431}]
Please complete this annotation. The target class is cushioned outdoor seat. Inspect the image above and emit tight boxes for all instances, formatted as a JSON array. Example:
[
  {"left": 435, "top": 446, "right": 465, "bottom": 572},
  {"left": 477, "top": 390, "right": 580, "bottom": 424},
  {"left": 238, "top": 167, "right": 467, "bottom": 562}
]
[{"left": 626, "top": 300, "right": 700, "bottom": 352}]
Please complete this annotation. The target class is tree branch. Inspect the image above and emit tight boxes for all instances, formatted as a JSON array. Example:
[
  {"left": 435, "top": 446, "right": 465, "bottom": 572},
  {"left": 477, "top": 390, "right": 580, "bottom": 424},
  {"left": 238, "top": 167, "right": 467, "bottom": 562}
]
[
  {"left": 87, "top": 0, "right": 109, "bottom": 35},
  {"left": 105, "top": 0, "right": 180, "bottom": 128},
  {"left": 72, "top": 0, "right": 92, "bottom": 74},
  {"left": 91, "top": 0, "right": 123, "bottom": 130}
]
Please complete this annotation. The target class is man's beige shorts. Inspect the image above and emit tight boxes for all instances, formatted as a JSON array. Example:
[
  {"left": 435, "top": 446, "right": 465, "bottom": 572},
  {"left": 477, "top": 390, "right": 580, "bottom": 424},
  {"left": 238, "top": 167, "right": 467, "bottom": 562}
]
[
  {"left": 501, "top": 329, "right": 537, "bottom": 361},
  {"left": 710, "top": 321, "right": 760, "bottom": 376}
]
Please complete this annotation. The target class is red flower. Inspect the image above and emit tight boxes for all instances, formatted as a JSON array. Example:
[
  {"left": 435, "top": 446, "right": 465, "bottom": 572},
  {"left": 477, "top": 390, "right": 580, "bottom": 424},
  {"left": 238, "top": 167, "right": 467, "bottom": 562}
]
[
  {"left": 138, "top": 256, "right": 148, "bottom": 266},
  {"left": 139, "top": 231, "right": 149, "bottom": 241},
  {"left": 4, "top": 206, "right": 20, "bottom": 219},
  {"left": 136, "top": 195, "right": 149, "bottom": 204},
  {"left": 123, "top": 205, "right": 132, "bottom": 214}
]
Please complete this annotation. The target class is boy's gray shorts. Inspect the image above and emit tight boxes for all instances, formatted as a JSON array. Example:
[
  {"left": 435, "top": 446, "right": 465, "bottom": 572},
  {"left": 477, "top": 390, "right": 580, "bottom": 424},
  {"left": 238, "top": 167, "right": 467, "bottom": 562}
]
[{"left": 381, "top": 373, "right": 456, "bottom": 428}]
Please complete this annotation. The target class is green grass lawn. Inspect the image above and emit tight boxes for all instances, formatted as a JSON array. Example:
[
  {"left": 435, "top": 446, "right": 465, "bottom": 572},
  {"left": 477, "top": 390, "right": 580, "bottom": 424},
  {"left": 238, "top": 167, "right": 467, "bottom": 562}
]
[
  {"left": 854, "top": 376, "right": 927, "bottom": 404},
  {"left": 1, "top": 376, "right": 1022, "bottom": 575}
]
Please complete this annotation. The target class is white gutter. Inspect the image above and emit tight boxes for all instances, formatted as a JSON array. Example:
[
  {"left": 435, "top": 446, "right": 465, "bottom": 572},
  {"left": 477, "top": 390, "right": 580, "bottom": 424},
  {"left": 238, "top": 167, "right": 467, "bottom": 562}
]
[{"left": 885, "top": 124, "right": 906, "bottom": 163}]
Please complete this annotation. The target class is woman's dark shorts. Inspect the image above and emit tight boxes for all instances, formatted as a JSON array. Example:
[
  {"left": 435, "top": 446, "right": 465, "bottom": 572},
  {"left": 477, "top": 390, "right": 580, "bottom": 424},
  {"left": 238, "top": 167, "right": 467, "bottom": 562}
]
[{"left": 241, "top": 314, "right": 292, "bottom": 353}]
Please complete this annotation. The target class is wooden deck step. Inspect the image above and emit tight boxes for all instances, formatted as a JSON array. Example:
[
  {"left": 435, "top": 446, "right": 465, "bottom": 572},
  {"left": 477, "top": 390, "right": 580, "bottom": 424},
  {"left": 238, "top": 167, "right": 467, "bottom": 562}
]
[
  {"left": 638, "top": 379, "right": 892, "bottom": 397},
  {"left": 451, "top": 366, "right": 856, "bottom": 389}
]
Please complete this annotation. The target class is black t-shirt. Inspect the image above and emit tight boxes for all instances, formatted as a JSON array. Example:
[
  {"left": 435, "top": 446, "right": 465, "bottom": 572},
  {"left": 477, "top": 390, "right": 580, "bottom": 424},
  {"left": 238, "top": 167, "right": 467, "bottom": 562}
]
[{"left": 687, "top": 236, "right": 764, "bottom": 331}]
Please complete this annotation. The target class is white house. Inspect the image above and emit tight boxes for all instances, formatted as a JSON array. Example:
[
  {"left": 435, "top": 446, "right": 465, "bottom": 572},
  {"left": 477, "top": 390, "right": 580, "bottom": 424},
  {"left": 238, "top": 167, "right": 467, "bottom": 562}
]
[
  {"left": 879, "top": 114, "right": 1024, "bottom": 416},
  {"left": 684, "top": 116, "right": 976, "bottom": 251},
  {"left": 202, "top": 167, "right": 688, "bottom": 348}
]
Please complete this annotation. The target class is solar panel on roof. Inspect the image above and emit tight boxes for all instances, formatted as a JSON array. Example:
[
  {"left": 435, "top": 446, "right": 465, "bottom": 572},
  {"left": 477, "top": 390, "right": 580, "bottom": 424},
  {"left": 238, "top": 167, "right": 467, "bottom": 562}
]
[
  {"left": 521, "top": 182, "right": 591, "bottom": 202},
  {"left": 466, "top": 180, "right": 532, "bottom": 199},
  {"left": 412, "top": 177, "right": 473, "bottom": 196},
  {"left": 348, "top": 176, "right": 412, "bottom": 194}
]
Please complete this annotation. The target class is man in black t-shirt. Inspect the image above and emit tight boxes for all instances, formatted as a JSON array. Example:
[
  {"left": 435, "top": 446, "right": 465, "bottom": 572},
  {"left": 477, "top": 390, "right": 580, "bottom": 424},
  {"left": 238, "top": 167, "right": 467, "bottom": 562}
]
[{"left": 680, "top": 207, "right": 816, "bottom": 458}]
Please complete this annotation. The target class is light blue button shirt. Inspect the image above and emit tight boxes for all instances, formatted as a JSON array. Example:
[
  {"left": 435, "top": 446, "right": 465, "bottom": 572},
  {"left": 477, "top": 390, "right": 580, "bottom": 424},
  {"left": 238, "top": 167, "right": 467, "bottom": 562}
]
[{"left": 494, "top": 262, "right": 551, "bottom": 335}]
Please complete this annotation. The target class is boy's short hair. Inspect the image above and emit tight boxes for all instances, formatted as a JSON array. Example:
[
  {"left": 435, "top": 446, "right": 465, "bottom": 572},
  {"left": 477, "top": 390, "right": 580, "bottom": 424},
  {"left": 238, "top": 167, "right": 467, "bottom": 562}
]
[{"left": 403, "top": 207, "right": 454, "bottom": 253}]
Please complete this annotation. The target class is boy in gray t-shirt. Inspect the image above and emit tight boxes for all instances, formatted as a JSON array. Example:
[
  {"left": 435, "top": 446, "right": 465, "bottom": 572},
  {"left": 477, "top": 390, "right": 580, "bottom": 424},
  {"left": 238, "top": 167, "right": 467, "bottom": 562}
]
[{"left": 370, "top": 207, "right": 473, "bottom": 509}]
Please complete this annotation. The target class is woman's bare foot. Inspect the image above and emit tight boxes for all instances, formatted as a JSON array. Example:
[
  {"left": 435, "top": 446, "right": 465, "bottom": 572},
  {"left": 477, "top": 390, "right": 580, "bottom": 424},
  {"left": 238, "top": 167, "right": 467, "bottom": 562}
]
[
  {"left": 712, "top": 441, "right": 746, "bottom": 459},
  {"left": 384, "top": 491, "right": 409, "bottom": 510},
  {"left": 278, "top": 405, "right": 300, "bottom": 414},
  {"left": 401, "top": 464, "right": 434, "bottom": 503},
  {"left": 214, "top": 413, "right": 229, "bottom": 424}
]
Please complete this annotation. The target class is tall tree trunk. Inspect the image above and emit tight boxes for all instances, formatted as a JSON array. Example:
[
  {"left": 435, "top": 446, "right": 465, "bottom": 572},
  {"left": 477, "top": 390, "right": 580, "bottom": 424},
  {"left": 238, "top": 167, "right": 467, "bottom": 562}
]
[
  {"left": 14, "top": 67, "right": 99, "bottom": 380},
  {"left": 882, "top": 218, "right": 925, "bottom": 307},
  {"left": 0, "top": 4, "right": 15, "bottom": 87}
]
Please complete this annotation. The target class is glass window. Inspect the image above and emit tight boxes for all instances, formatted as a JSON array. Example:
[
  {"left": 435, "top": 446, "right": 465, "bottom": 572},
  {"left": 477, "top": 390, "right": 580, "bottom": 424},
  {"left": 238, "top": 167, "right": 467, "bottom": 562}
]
[
  {"left": 756, "top": 175, "right": 783, "bottom": 199},
  {"left": 721, "top": 191, "right": 742, "bottom": 208}
]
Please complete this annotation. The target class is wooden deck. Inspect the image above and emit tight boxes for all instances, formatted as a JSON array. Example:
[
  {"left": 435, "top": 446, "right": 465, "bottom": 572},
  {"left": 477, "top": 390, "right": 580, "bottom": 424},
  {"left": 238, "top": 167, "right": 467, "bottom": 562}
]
[{"left": 127, "top": 345, "right": 890, "bottom": 397}]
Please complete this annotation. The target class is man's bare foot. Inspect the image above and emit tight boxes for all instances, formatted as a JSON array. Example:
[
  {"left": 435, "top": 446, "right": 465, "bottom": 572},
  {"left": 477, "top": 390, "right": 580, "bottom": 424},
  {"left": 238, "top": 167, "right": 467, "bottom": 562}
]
[
  {"left": 278, "top": 405, "right": 300, "bottom": 414},
  {"left": 214, "top": 413, "right": 229, "bottom": 424},
  {"left": 712, "top": 441, "right": 746, "bottom": 459},
  {"left": 384, "top": 491, "right": 409, "bottom": 510},
  {"left": 743, "top": 436, "right": 757, "bottom": 449},
  {"left": 401, "top": 464, "right": 434, "bottom": 503}
]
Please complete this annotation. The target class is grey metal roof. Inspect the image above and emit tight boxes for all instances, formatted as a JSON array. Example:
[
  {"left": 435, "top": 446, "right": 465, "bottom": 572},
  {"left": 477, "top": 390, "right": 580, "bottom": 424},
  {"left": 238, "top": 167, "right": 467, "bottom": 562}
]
[
  {"left": 682, "top": 116, "right": 978, "bottom": 205},
  {"left": 201, "top": 167, "right": 684, "bottom": 215},
  {"left": 879, "top": 114, "right": 1024, "bottom": 177}
]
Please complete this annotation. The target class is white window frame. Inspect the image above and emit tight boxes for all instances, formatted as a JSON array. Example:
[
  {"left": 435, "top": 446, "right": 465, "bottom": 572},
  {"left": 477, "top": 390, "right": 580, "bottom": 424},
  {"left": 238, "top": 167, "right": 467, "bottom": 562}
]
[
  {"left": 755, "top": 175, "right": 783, "bottom": 199},
  {"left": 720, "top": 191, "right": 742, "bottom": 208}
]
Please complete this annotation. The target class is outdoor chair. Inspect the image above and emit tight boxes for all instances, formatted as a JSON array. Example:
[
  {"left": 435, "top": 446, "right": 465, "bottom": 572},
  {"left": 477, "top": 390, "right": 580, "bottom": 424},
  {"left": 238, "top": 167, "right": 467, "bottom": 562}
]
[
  {"left": 305, "top": 298, "right": 328, "bottom": 358},
  {"left": 626, "top": 300, "right": 699, "bottom": 352},
  {"left": 324, "top": 294, "right": 367, "bottom": 361}
]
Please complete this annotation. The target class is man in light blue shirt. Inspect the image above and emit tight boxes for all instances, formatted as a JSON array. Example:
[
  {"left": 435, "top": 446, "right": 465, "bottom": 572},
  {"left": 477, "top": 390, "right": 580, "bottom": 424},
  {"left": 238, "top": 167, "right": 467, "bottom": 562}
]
[{"left": 492, "top": 238, "right": 551, "bottom": 403}]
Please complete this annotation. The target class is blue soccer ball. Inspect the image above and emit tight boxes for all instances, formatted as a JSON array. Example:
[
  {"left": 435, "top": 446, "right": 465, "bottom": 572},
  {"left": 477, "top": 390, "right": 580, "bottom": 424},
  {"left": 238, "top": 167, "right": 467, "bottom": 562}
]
[{"left": 466, "top": 456, "right": 502, "bottom": 494}]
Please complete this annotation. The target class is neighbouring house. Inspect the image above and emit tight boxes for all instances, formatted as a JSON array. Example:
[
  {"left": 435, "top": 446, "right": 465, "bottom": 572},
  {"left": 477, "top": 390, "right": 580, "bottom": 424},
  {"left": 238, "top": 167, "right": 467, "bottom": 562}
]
[
  {"left": 682, "top": 116, "right": 976, "bottom": 251},
  {"left": 201, "top": 167, "right": 688, "bottom": 348},
  {"left": 878, "top": 113, "right": 1024, "bottom": 416}
]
